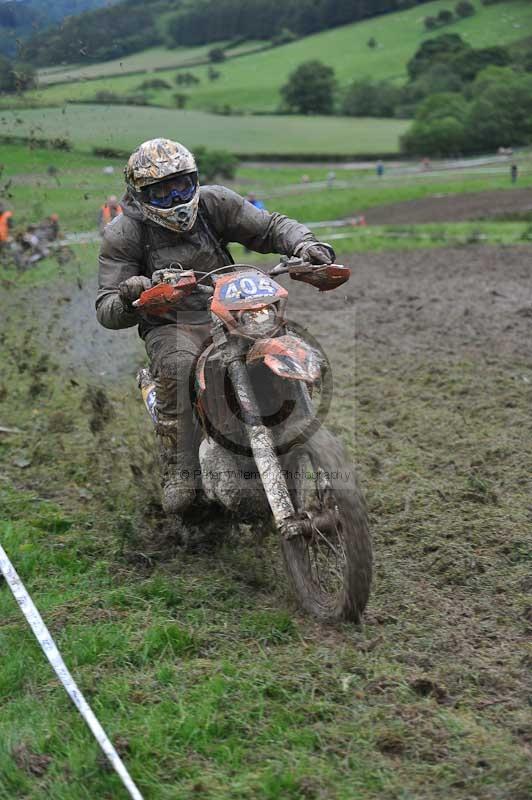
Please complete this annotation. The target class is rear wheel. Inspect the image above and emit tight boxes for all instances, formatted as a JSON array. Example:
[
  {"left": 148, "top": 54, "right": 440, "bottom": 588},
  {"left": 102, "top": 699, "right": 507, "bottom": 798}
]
[{"left": 281, "top": 428, "right": 372, "bottom": 622}]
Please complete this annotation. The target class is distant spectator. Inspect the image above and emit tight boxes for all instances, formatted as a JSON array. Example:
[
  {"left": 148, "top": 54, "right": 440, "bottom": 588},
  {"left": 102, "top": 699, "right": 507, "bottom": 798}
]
[
  {"left": 301, "top": 174, "right": 310, "bottom": 184},
  {"left": 247, "top": 192, "right": 265, "bottom": 211},
  {"left": 0, "top": 202, "right": 13, "bottom": 245},
  {"left": 511, "top": 163, "right": 518, "bottom": 184},
  {"left": 99, "top": 195, "right": 123, "bottom": 234},
  {"left": 421, "top": 157, "right": 432, "bottom": 171},
  {"left": 327, "top": 170, "right": 336, "bottom": 189},
  {"left": 376, "top": 159, "right": 384, "bottom": 178}
]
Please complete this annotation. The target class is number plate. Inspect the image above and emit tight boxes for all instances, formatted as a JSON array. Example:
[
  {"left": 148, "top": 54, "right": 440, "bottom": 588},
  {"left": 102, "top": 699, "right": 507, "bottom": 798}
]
[{"left": 220, "top": 275, "right": 278, "bottom": 301}]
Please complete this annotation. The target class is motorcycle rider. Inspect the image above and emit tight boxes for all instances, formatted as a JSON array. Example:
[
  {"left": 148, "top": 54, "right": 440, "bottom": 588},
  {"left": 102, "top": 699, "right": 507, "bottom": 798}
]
[{"left": 96, "top": 137, "right": 334, "bottom": 514}]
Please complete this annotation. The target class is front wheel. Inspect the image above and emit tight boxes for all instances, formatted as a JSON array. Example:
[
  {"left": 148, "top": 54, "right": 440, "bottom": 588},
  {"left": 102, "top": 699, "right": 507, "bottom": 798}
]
[{"left": 281, "top": 428, "right": 372, "bottom": 622}]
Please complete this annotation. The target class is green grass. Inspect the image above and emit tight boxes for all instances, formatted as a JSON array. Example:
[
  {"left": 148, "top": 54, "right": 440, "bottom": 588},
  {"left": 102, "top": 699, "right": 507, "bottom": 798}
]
[
  {"left": 15, "top": 0, "right": 532, "bottom": 113},
  {"left": 0, "top": 106, "right": 409, "bottom": 157},
  {"left": 0, "top": 145, "right": 126, "bottom": 230},
  {"left": 310, "top": 221, "right": 532, "bottom": 253}
]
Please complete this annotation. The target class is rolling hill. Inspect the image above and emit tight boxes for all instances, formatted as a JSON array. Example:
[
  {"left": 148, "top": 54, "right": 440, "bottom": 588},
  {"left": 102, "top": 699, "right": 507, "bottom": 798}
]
[{"left": 16, "top": 0, "right": 532, "bottom": 114}]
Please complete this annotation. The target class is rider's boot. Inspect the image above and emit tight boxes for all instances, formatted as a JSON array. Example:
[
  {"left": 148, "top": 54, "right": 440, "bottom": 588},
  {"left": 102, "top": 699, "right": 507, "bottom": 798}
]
[{"left": 156, "top": 413, "right": 198, "bottom": 514}]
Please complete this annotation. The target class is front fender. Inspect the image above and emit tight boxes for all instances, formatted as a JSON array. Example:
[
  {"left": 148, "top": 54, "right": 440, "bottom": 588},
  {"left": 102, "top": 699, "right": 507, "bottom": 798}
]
[{"left": 247, "top": 334, "right": 321, "bottom": 384}]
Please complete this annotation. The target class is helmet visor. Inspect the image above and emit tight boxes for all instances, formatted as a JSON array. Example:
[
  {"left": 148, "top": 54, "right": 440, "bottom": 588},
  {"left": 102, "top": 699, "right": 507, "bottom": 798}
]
[{"left": 140, "top": 172, "right": 198, "bottom": 209}]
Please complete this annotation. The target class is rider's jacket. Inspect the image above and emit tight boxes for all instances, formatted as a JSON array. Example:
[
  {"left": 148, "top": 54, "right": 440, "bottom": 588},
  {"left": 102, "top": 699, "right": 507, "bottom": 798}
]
[
  {"left": 0, "top": 210, "right": 13, "bottom": 242},
  {"left": 96, "top": 185, "right": 318, "bottom": 338}
]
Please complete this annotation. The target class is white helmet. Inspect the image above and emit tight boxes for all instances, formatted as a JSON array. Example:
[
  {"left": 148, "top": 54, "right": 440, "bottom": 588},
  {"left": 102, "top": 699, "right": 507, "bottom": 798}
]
[{"left": 125, "top": 138, "right": 200, "bottom": 233}]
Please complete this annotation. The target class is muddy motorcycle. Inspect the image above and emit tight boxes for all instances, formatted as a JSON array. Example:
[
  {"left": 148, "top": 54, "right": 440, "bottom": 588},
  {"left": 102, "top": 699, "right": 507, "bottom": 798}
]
[{"left": 135, "top": 258, "right": 372, "bottom": 622}]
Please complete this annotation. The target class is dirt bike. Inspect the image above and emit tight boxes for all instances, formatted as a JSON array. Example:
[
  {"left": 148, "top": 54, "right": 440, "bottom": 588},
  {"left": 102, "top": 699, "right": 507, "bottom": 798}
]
[{"left": 134, "top": 258, "right": 372, "bottom": 622}]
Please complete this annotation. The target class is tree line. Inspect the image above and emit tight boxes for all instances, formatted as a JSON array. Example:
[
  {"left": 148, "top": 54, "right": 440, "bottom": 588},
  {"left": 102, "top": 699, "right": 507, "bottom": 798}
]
[
  {"left": 280, "top": 31, "right": 532, "bottom": 156},
  {"left": 21, "top": 1, "right": 163, "bottom": 66},
  {"left": 165, "top": 0, "right": 433, "bottom": 47}
]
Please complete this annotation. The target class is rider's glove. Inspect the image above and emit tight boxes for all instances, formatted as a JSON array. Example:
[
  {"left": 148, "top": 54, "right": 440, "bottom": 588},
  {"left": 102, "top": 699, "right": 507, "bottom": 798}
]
[
  {"left": 294, "top": 241, "right": 336, "bottom": 266},
  {"left": 118, "top": 276, "right": 151, "bottom": 307}
]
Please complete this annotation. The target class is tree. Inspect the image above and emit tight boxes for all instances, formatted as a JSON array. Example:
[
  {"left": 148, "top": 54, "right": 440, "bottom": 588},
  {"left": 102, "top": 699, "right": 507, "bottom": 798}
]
[
  {"left": 407, "top": 34, "right": 470, "bottom": 81},
  {"left": 0, "top": 56, "right": 15, "bottom": 92},
  {"left": 280, "top": 60, "right": 337, "bottom": 115},
  {"left": 137, "top": 78, "right": 171, "bottom": 90},
  {"left": 451, "top": 46, "right": 510, "bottom": 82},
  {"left": 455, "top": 1, "right": 475, "bottom": 17},
  {"left": 208, "top": 47, "right": 226, "bottom": 63},
  {"left": 401, "top": 91, "right": 468, "bottom": 155},
  {"left": 521, "top": 50, "right": 532, "bottom": 73},
  {"left": 194, "top": 147, "right": 238, "bottom": 181},
  {"left": 175, "top": 72, "right": 200, "bottom": 87},
  {"left": 424, "top": 16, "right": 438, "bottom": 30},
  {"left": 0, "top": 56, "right": 35, "bottom": 92},
  {"left": 470, "top": 65, "right": 516, "bottom": 97},
  {"left": 437, "top": 9, "right": 454, "bottom": 24},
  {"left": 367, "top": 37, "right": 377, "bottom": 48},
  {"left": 173, "top": 93, "right": 188, "bottom": 109},
  {"left": 402, "top": 115, "right": 466, "bottom": 156},
  {"left": 468, "top": 73, "right": 532, "bottom": 150},
  {"left": 416, "top": 92, "right": 468, "bottom": 123},
  {"left": 402, "top": 71, "right": 532, "bottom": 156},
  {"left": 341, "top": 79, "right": 402, "bottom": 117},
  {"left": 409, "top": 63, "right": 464, "bottom": 98},
  {"left": 272, "top": 28, "right": 297, "bottom": 46}
]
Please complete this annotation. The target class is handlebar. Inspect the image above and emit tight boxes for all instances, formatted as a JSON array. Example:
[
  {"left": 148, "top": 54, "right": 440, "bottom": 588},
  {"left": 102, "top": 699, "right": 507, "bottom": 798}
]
[
  {"left": 134, "top": 257, "right": 348, "bottom": 311},
  {"left": 269, "top": 256, "right": 304, "bottom": 277}
]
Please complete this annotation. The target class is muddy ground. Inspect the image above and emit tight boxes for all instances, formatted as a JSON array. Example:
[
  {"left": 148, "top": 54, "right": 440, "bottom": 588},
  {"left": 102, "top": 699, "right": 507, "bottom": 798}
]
[
  {"left": 50, "top": 245, "right": 532, "bottom": 380},
  {"left": 365, "top": 187, "right": 532, "bottom": 224}
]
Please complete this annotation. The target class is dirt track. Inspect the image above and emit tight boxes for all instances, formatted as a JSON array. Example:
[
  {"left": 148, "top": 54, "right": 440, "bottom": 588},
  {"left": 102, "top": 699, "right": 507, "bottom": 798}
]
[
  {"left": 278, "top": 247, "right": 532, "bottom": 366},
  {"left": 365, "top": 187, "right": 532, "bottom": 224},
  {"left": 47, "top": 245, "right": 532, "bottom": 385}
]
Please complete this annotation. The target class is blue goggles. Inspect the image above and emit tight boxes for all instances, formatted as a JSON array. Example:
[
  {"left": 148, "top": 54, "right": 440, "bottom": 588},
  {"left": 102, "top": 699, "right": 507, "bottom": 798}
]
[{"left": 141, "top": 173, "right": 198, "bottom": 209}]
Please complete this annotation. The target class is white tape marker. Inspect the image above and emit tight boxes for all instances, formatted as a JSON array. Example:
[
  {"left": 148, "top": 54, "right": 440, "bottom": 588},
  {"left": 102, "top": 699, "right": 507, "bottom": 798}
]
[{"left": 0, "top": 543, "right": 144, "bottom": 800}]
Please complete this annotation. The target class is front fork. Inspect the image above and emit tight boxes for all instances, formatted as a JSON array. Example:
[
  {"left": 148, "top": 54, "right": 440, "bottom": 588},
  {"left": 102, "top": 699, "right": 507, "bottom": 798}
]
[{"left": 223, "top": 337, "right": 302, "bottom": 539}]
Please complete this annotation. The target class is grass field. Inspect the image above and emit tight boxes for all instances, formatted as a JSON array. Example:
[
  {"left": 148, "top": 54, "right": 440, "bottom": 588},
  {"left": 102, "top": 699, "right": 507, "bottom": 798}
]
[
  {"left": 2, "top": 144, "right": 531, "bottom": 232},
  {"left": 13, "top": 0, "right": 532, "bottom": 113},
  {"left": 37, "top": 41, "right": 265, "bottom": 85},
  {"left": 264, "top": 167, "right": 532, "bottom": 223},
  {"left": 0, "top": 106, "right": 409, "bottom": 157}
]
